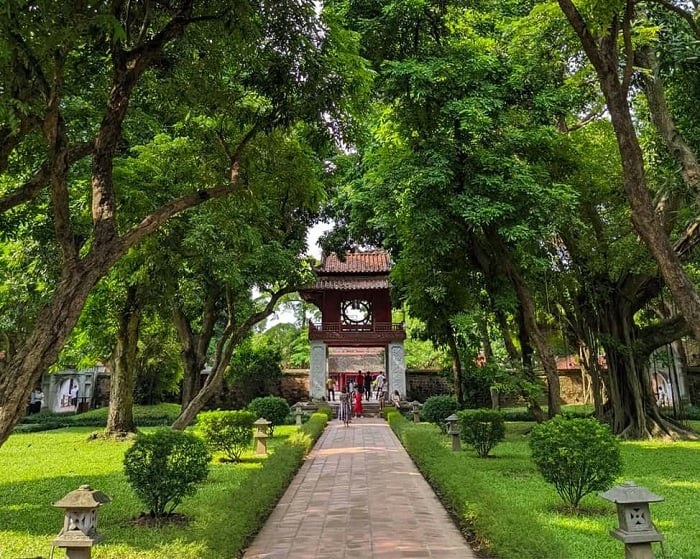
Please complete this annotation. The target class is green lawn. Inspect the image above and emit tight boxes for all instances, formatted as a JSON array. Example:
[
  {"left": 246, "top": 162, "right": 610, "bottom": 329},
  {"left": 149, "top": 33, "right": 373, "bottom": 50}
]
[
  {"left": 0, "top": 423, "right": 311, "bottom": 559},
  {"left": 391, "top": 416, "right": 700, "bottom": 559}
]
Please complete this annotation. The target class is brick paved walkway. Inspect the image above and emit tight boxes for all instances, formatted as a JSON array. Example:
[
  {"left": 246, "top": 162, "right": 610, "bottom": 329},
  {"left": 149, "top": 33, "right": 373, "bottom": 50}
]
[{"left": 242, "top": 417, "right": 477, "bottom": 558}]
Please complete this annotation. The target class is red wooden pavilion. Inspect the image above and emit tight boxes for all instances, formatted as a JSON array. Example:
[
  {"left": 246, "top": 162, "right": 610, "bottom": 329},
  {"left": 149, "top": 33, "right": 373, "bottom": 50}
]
[{"left": 299, "top": 251, "right": 407, "bottom": 400}]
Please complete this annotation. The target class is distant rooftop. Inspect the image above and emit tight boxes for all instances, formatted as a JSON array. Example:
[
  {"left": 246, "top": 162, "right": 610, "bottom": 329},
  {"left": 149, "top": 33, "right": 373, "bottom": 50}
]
[{"left": 318, "top": 251, "right": 391, "bottom": 274}]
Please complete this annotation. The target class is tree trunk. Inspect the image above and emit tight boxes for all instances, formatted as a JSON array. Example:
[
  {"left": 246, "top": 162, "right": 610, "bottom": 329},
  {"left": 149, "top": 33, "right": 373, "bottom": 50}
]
[
  {"left": 171, "top": 285, "right": 296, "bottom": 430},
  {"left": 516, "top": 306, "right": 546, "bottom": 422},
  {"left": 446, "top": 327, "right": 464, "bottom": 406},
  {"left": 0, "top": 266, "right": 106, "bottom": 445},
  {"left": 174, "top": 288, "right": 220, "bottom": 411},
  {"left": 598, "top": 290, "right": 694, "bottom": 439},
  {"left": 498, "top": 246, "right": 561, "bottom": 417},
  {"left": 495, "top": 309, "right": 519, "bottom": 361},
  {"left": 0, "top": 7, "right": 253, "bottom": 450},
  {"left": 106, "top": 285, "right": 141, "bottom": 435}
]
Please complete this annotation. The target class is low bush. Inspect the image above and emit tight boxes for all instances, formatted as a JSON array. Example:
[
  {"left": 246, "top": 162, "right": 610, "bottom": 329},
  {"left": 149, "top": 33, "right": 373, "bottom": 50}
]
[
  {"left": 314, "top": 404, "right": 334, "bottom": 422},
  {"left": 421, "top": 395, "right": 459, "bottom": 428},
  {"left": 458, "top": 409, "right": 506, "bottom": 457},
  {"left": 197, "top": 410, "right": 256, "bottom": 462},
  {"left": 683, "top": 405, "right": 700, "bottom": 420},
  {"left": 247, "top": 396, "right": 290, "bottom": 437},
  {"left": 386, "top": 408, "right": 409, "bottom": 435},
  {"left": 529, "top": 417, "right": 622, "bottom": 509},
  {"left": 17, "top": 403, "right": 182, "bottom": 432},
  {"left": 123, "top": 428, "right": 210, "bottom": 517},
  {"left": 291, "top": 412, "right": 328, "bottom": 451},
  {"left": 501, "top": 408, "right": 537, "bottom": 421},
  {"left": 380, "top": 407, "right": 395, "bottom": 420}
]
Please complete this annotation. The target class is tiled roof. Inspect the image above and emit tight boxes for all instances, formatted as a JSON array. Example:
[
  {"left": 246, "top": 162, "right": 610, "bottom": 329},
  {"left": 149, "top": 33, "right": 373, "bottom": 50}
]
[
  {"left": 314, "top": 277, "right": 389, "bottom": 290},
  {"left": 319, "top": 251, "right": 391, "bottom": 274}
]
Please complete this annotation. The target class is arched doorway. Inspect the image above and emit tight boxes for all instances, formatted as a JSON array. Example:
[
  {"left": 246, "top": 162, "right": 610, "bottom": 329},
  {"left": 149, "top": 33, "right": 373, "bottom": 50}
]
[{"left": 55, "top": 378, "right": 80, "bottom": 412}]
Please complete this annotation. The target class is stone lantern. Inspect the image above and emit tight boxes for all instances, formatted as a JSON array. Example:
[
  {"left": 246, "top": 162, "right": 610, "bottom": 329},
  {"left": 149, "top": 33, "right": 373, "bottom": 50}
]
[
  {"left": 53, "top": 484, "right": 111, "bottom": 559},
  {"left": 600, "top": 481, "right": 664, "bottom": 559},
  {"left": 410, "top": 401, "right": 422, "bottom": 423},
  {"left": 253, "top": 417, "right": 271, "bottom": 455},
  {"left": 293, "top": 403, "right": 304, "bottom": 426},
  {"left": 445, "top": 413, "right": 461, "bottom": 451}
]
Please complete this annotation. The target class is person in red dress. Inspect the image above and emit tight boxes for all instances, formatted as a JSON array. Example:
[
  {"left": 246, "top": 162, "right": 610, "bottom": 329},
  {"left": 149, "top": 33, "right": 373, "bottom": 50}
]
[{"left": 353, "top": 388, "right": 363, "bottom": 418}]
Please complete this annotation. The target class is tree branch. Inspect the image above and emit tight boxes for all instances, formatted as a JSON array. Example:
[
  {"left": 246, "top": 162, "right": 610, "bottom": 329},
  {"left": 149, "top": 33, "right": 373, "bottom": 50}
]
[
  {"left": 117, "top": 124, "right": 258, "bottom": 253},
  {"left": 118, "top": 176, "right": 240, "bottom": 255},
  {"left": 198, "top": 285, "right": 221, "bottom": 357},
  {"left": 621, "top": 0, "right": 636, "bottom": 94},
  {"left": 125, "top": 1, "right": 195, "bottom": 73},
  {"left": 45, "top": 51, "right": 78, "bottom": 264},
  {"left": 557, "top": 0, "right": 606, "bottom": 71},
  {"left": 637, "top": 47, "right": 700, "bottom": 204},
  {"left": 674, "top": 218, "right": 700, "bottom": 261},
  {"left": 0, "top": 140, "right": 93, "bottom": 214},
  {"left": 635, "top": 314, "right": 691, "bottom": 359},
  {"left": 232, "top": 285, "right": 299, "bottom": 344}
]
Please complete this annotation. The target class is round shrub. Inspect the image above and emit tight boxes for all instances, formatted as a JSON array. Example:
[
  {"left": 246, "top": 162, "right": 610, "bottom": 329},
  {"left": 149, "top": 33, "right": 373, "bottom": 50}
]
[
  {"left": 247, "top": 396, "right": 290, "bottom": 437},
  {"left": 123, "top": 428, "right": 210, "bottom": 517},
  {"left": 458, "top": 409, "right": 506, "bottom": 457},
  {"left": 197, "top": 410, "right": 256, "bottom": 462},
  {"left": 529, "top": 417, "right": 622, "bottom": 509},
  {"left": 421, "top": 395, "right": 459, "bottom": 428}
]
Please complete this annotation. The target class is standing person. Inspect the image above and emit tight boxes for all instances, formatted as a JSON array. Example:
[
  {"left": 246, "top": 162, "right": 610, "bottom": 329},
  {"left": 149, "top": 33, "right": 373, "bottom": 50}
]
[
  {"left": 29, "top": 388, "right": 44, "bottom": 414},
  {"left": 353, "top": 387, "right": 363, "bottom": 418},
  {"left": 363, "top": 371, "right": 372, "bottom": 401},
  {"left": 69, "top": 384, "right": 79, "bottom": 407},
  {"left": 326, "top": 376, "right": 336, "bottom": 401},
  {"left": 347, "top": 374, "right": 355, "bottom": 394},
  {"left": 338, "top": 387, "right": 351, "bottom": 426},
  {"left": 391, "top": 390, "right": 401, "bottom": 410},
  {"left": 375, "top": 371, "right": 386, "bottom": 400}
]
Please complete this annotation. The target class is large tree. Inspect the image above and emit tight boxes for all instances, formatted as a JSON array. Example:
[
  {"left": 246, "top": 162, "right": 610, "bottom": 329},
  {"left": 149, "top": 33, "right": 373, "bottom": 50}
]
[
  {"left": 556, "top": 0, "right": 700, "bottom": 343},
  {"left": 325, "top": 0, "right": 575, "bottom": 413},
  {"left": 0, "top": 0, "right": 366, "bottom": 446},
  {"left": 168, "top": 127, "right": 325, "bottom": 428}
]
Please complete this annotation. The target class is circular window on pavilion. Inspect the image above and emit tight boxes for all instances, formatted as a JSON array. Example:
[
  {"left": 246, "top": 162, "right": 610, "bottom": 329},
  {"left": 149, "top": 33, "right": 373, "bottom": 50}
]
[{"left": 341, "top": 299, "right": 372, "bottom": 325}]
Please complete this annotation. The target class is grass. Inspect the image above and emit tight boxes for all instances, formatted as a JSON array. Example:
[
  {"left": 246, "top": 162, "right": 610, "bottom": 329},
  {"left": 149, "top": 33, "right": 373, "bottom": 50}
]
[
  {"left": 0, "top": 417, "right": 326, "bottom": 559},
  {"left": 388, "top": 413, "right": 700, "bottom": 559}
]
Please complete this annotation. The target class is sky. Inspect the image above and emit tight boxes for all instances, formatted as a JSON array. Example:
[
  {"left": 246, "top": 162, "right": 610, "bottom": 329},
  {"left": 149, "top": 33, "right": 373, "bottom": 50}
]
[
  {"left": 264, "top": 221, "right": 334, "bottom": 328},
  {"left": 305, "top": 220, "right": 334, "bottom": 260}
]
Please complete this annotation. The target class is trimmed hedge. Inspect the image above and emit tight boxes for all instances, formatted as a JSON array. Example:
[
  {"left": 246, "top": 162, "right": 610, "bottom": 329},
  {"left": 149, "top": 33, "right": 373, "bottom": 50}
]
[
  {"left": 221, "top": 412, "right": 328, "bottom": 552},
  {"left": 314, "top": 404, "right": 334, "bottom": 422},
  {"left": 17, "top": 403, "right": 181, "bottom": 432}
]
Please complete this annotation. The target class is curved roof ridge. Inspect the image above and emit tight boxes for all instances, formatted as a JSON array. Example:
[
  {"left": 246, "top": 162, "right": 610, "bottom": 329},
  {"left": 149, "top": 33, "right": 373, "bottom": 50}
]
[{"left": 319, "top": 250, "right": 391, "bottom": 274}]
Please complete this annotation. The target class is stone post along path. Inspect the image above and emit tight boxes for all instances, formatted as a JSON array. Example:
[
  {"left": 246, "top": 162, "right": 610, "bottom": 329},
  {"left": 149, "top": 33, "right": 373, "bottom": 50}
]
[{"left": 243, "top": 417, "right": 477, "bottom": 558}]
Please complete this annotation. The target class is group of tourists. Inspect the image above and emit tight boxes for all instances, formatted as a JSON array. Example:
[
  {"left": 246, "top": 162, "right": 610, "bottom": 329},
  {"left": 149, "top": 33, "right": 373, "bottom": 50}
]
[
  {"left": 326, "top": 370, "right": 387, "bottom": 402},
  {"left": 334, "top": 370, "right": 401, "bottom": 426}
]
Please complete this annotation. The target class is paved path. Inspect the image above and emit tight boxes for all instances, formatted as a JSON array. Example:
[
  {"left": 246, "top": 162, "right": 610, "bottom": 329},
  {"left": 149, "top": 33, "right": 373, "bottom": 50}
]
[{"left": 243, "top": 417, "right": 477, "bottom": 559}]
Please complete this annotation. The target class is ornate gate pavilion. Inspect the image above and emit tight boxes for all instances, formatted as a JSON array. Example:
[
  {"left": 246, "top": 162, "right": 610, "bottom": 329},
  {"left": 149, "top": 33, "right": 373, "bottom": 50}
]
[{"left": 299, "top": 250, "right": 406, "bottom": 400}]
